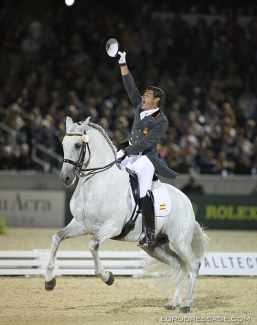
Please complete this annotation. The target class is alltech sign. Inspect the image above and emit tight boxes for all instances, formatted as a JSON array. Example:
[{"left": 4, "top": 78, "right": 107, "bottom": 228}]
[{"left": 199, "top": 252, "right": 257, "bottom": 276}]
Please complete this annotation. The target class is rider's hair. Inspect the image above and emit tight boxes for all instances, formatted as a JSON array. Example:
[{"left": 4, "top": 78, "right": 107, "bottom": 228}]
[{"left": 146, "top": 86, "right": 165, "bottom": 108}]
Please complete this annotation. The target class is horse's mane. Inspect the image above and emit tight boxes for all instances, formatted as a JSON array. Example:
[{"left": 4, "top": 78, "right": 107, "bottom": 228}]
[{"left": 87, "top": 121, "right": 117, "bottom": 155}]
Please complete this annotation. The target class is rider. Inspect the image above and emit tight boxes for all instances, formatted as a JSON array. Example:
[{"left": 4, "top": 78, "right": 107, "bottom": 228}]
[{"left": 116, "top": 51, "right": 178, "bottom": 247}]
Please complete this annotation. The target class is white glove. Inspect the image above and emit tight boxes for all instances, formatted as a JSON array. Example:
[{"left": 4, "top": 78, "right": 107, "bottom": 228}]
[
  {"left": 116, "top": 149, "right": 126, "bottom": 160},
  {"left": 118, "top": 51, "right": 126, "bottom": 65}
]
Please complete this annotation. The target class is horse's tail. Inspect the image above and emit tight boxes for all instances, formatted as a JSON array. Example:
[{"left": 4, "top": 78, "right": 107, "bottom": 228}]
[{"left": 191, "top": 221, "right": 209, "bottom": 261}]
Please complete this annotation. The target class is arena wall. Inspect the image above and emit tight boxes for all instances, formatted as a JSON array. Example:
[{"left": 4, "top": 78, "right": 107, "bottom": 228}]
[
  {"left": 1, "top": 172, "right": 256, "bottom": 229},
  {"left": 1, "top": 171, "right": 256, "bottom": 195}
]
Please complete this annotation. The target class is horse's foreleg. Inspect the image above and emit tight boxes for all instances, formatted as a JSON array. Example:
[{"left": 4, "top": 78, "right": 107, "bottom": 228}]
[
  {"left": 89, "top": 236, "right": 114, "bottom": 285},
  {"left": 45, "top": 218, "right": 85, "bottom": 291},
  {"left": 89, "top": 223, "right": 121, "bottom": 285}
]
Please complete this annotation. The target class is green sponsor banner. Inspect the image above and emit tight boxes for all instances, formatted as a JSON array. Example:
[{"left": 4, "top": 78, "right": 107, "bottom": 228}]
[
  {"left": 188, "top": 195, "right": 257, "bottom": 230},
  {"left": 65, "top": 191, "right": 257, "bottom": 230}
]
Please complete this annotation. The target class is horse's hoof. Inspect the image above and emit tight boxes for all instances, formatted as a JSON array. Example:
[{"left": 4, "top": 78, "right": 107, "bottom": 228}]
[
  {"left": 164, "top": 304, "right": 176, "bottom": 310},
  {"left": 45, "top": 277, "right": 56, "bottom": 291},
  {"left": 180, "top": 306, "right": 190, "bottom": 313},
  {"left": 105, "top": 271, "right": 114, "bottom": 286}
]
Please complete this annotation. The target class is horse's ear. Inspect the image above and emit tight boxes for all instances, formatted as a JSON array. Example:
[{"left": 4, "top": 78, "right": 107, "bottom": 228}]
[
  {"left": 85, "top": 116, "right": 91, "bottom": 124},
  {"left": 66, "top": 116, "right": 73, "bottom": 132}
]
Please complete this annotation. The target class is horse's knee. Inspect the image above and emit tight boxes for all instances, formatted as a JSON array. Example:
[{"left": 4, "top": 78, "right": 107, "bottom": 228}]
[
  {"left": 52, "top": 233, "right": 61, "bottom": 245},
  {"left": 89, "top": 238, "right": 99, "bottom": 252}
]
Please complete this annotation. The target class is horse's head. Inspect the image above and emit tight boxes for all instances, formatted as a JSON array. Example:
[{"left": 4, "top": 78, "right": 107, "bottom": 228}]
[
  {"left": 60, "top": 116, "right": 117, "bottom": 187},
  {"left": 60, "top": 116, "right": 91, "bottom": 187}
]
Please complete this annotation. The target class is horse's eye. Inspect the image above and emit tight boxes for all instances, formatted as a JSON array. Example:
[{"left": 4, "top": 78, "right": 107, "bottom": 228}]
[{"left": 75, "top": 143, "right": 81, "bottom": 149}]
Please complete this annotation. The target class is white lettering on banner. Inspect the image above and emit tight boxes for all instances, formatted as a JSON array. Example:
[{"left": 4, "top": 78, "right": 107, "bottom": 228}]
[
  {"left": 199, "top": 252, "right": 257, "bottom": 276},
  {"left": 0, "top": 190, "right": 65, "bottom": 227}
]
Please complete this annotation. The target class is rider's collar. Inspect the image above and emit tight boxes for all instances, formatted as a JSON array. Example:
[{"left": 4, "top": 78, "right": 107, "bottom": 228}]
[{"left": 140, "top": 107, "right": 159, "bottom": 120}]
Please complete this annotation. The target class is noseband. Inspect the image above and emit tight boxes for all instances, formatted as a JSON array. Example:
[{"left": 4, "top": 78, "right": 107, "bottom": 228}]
[{"left": 63, "top": 131, "right": 117, "bottom": 178}]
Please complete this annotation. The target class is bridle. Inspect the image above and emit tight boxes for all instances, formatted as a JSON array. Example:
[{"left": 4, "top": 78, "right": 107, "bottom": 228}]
[{"left": 63, "top": 131, "right": 117, "bottom": 178}]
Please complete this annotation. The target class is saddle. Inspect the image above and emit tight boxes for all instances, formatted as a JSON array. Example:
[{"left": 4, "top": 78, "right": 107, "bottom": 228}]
[{"left": 127, "top": 168, "right": 159, "bottom": 205}]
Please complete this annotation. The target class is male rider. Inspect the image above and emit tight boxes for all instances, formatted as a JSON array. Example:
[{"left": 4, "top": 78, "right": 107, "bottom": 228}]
[{"left": 116, "top": 51, "right": 178, "bottom": 246}]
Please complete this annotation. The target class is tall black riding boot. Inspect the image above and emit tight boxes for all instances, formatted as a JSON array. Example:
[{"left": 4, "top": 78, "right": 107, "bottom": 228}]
[{"left": 138, "top": 190, "right": 155, "bottom": 247}]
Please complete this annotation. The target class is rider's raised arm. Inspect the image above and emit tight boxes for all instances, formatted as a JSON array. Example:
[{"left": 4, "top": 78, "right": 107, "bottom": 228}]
[{"left": 118, "top": 51, "right": 141, "bottom": 109}]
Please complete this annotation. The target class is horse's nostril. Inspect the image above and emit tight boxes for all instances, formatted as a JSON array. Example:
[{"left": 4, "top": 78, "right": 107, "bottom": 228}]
[{"left": 65, "top": 176, "right": 70, "bottom": 182}]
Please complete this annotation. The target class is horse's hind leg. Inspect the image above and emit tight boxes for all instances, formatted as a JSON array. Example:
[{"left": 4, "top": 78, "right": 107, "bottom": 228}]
[
  {"left": 172, "top": 243, "right": 201, "bottom": 313},
  {"left": 141, "top": 243, "right": 187, "bottom": 310},
  {"left": 45, "top": 218, "right": 85, "bottom": 291},
  {"left": 162, "top": 244, "right": 186, "bottom": 310}
]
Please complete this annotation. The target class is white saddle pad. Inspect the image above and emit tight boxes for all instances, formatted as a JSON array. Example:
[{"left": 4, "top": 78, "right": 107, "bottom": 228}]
[{"left": 152, "top": 182, "right": 171, "bottom": 217}]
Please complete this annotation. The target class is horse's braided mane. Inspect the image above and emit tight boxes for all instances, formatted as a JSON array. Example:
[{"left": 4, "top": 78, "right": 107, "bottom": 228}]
[{"left": 87, "top": 121, "right": 117, "bottom": 154}]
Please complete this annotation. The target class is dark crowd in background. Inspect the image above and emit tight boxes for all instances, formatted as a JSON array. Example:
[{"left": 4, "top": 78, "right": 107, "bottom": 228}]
[{"left": 0, "top": 0, "right": 256, "bottom": 176}]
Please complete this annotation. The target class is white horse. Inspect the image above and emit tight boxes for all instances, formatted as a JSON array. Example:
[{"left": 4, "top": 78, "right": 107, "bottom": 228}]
[{"left": 45, "top": 116, "right": 208, "bottom": 313}]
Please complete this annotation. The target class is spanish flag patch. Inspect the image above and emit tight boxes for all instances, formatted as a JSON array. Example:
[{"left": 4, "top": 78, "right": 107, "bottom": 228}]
[{"left": 160, "top": 204, "right": 167, "bottom": 210}]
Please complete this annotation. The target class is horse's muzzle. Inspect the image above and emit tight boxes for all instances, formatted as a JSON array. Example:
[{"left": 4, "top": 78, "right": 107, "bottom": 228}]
[{"left": 60, "top": 168, "right": 76, "bottom": 187}]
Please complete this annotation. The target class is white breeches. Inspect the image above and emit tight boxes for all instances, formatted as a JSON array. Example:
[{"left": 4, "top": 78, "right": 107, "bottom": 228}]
[{"left": 121, "top": 155, "right": 155, "bottom": 198}]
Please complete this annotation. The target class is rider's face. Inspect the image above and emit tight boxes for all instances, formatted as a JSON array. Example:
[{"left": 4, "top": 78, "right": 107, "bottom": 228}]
[{"left": 141, "top": 90, "right": 159, "bottom": 110}]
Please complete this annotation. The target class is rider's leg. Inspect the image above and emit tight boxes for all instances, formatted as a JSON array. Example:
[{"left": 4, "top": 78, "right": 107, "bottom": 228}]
[
  {"left": 130, "top": 155, "right": 155, "bottom": 246},
  {"left": 138, "top": 190, "right": 155, "bottom": 246}
]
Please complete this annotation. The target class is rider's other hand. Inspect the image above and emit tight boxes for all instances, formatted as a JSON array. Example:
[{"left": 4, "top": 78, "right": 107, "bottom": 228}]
[
  {"left": 118, "top": 51, "right": 126, "bottom": 65},
  {"left": 116, "top": 149, "right": 126, "bottom": 160}
]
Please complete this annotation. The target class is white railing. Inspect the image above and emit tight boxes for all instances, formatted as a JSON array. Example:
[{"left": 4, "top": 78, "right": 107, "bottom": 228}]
[
  {"left": 0, "top": 250, "right": 144, "bottom": 276},
  {"left": 0, "top": 122, "right": 17, "bottom": 151},
  {"left": 0, "top": 121, "right": 62, "bottom": 175},
  {"left": 1, "top": 250, "right": 256, "bottom": 276},
  {"left": 31, "top": 144, "right": 62, "bottom": 175}
]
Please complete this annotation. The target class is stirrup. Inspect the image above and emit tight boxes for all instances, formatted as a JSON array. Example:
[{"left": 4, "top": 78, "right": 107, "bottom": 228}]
[
  {"left": 137, "top": 236, "right": 148, "bottom": 247},
  {"left": 137, "top": 229, "right": 155, "bottom": 247}
]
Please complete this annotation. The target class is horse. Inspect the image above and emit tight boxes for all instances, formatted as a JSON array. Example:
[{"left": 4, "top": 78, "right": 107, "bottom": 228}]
[{"left": 45, "top": 116, "right": 208, "bottom": 313}]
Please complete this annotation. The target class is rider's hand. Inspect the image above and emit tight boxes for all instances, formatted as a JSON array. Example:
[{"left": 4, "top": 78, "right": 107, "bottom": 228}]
[
  {"left": 118, "top": 51, "right": 126, "bottom": 65},
  {"left": 116, "top": 149, "right": 126, "bottom": 162}
]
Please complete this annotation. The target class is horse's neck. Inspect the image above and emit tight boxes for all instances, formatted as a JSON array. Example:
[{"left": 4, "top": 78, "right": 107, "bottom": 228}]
[
  {"left": 87, "top": 129, "right": 115, "bottom": 167},
  {"left": 75, "top": 128, "right": 129, "bottom": 196},
  {"left": 76, "top": 161, "right": 129, "bottom": 198}
]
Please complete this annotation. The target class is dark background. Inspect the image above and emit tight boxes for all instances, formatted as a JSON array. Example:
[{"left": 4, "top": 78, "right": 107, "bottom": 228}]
[{"left": 0, "top": 0, "right": 256, "bottom": 181}]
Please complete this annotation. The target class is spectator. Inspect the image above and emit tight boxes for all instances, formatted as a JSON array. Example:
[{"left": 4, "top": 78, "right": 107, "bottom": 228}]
[
  {"left": 16, "top": 143, "right": 33, "bottom": 170},
  {"left": 181, "top": 173, "right": 205, "bottom": 194},
  {"left": 0, "top": 145, "right": 16, "bottom": 170},
  {"left": 0, "top": 4, "right": 256, "bottom": 175}
]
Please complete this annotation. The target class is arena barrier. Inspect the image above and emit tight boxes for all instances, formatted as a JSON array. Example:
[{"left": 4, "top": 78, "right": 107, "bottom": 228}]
[
  {"left": 0, "top": 250, "right": 144, "bottom": 276},
  {"left": 1, "top": 188, "right": 256, "bottom": 230},
  {"left": 0, "top": 250, "right": 256, "bottom": 276}
]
